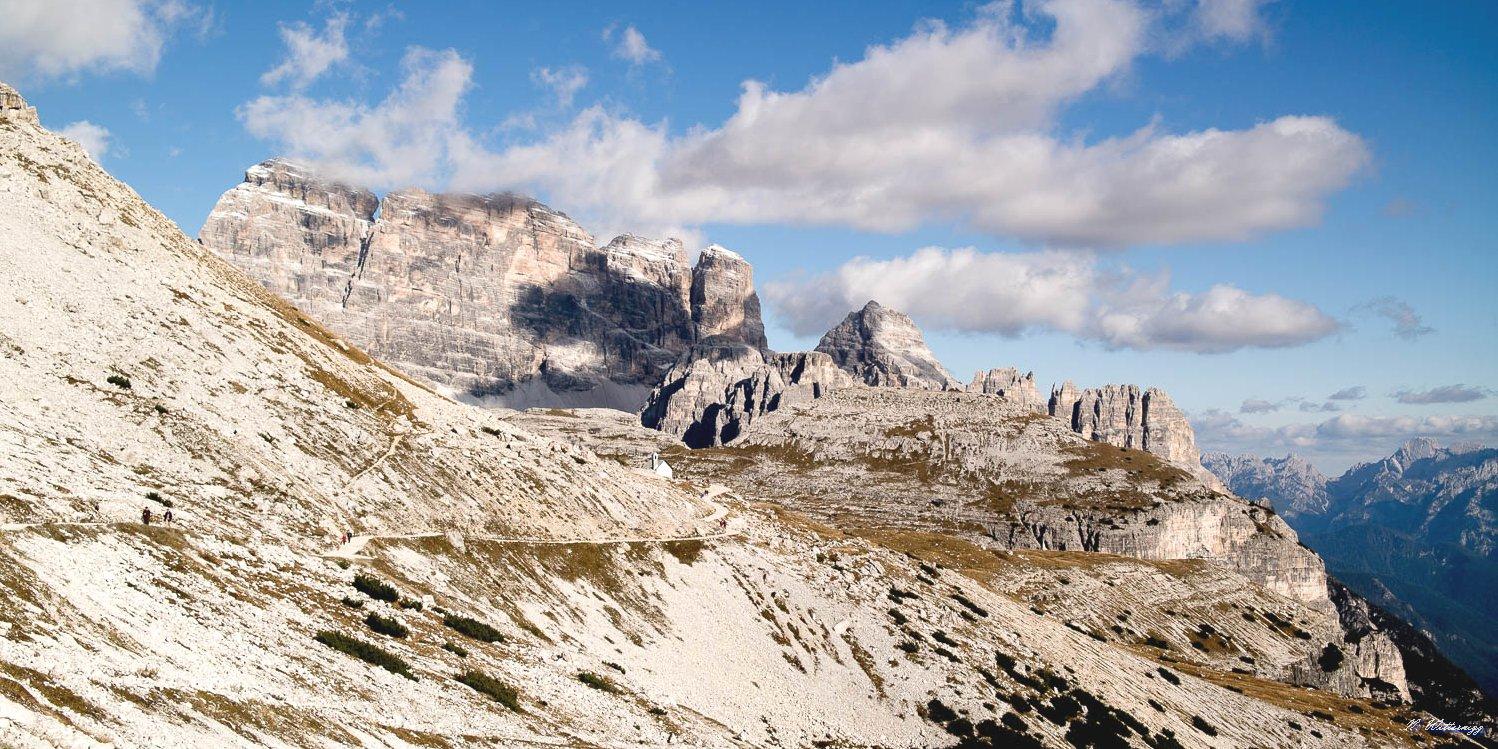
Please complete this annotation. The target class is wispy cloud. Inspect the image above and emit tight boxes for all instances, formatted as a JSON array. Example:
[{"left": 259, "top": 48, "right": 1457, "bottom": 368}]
[
  {"left": 1328, "top": 385, "right": 1366, "bottom": 400},
  {"left": 1194, "top": 408, "right": 1498, "bottom": 470},
  {"left": 261, "top": 12, "right": 351, "bottom": 90},
  {"left": 1355, "top": 296, "right": 1434, "bottom": 339},
  {"left": 531, "top": 65, "right": 589, "bottom": 108},
  {"left": 604, "top": 24, "right": 661, "bottom": 66},
  {"left": 1394, "top": 384, "right": 1489, "bottom": 405}
]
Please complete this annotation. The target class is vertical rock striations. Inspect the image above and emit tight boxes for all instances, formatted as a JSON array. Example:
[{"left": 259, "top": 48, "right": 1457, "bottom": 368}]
[
  {"left": 967, "top": 367, "right": 1047, "bottom": 412},
  {"left": 199, "top": 161, "right": 771, "bottom": 410},
  {"left": 1050, "top": 381, "right": 1225, "bottom": 491},
  {"left": 815, "top": 301, "right": 958, "bottom": 389},
  {"left": 691, "top": 244, "right": 768, "bottom": 349}
]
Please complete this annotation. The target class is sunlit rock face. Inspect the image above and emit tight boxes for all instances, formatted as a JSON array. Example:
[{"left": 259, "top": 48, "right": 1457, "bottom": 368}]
[
  {"left": 200, "top": 162, "right": 770, "bottom": 410},
  {"left": 1050, "top": 381, "right": 1226, "bottom": 491},
  {"left": 815, "top": 301, "right": 959, "bottom": 390}
]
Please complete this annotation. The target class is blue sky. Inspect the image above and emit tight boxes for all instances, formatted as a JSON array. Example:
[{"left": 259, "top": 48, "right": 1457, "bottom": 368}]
[{"left": 4, "top": 0, "right": 1495, "bottom": 472}]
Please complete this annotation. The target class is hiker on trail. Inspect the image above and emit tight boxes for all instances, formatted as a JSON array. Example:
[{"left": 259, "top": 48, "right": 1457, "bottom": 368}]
[
  {"left": 163, "top": 508, "right": 173, "bottom": 524},
  {"left": 141, "top": 507, "right": 151, "bottom": 525},
  {"left": 719, "top": 518, "right": 727, "bottom": 532}
]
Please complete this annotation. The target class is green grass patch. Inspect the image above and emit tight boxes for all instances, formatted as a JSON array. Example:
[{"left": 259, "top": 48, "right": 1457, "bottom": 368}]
[
  {"left": 443, "top": 614, "right": 504, "bottom": 643},
  {"left": 456, "top": 671, "right": 521, "bottom": 710},
  {"left": 314, "top": 630, "right": 414, "bottom": 680}
]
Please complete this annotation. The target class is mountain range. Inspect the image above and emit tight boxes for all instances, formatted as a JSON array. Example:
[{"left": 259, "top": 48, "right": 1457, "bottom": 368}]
[
  {"left": 1207, "top": 441, "right": 1498, "bottom": 696},
  {"left": 1, "top": 80, "right": 1492, "bottom": 747}
]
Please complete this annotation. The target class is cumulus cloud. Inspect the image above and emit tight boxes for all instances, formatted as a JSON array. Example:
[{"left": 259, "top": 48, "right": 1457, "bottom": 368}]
[
  {"left": 445, "top": 0, "right": 1366, "bottom": 245},
  {"left": 240, "top": 1, "right": 1366, "bottom": 247},
  {"left": 1394, "top": 384, "right": 1489, "bottom": 405},
  {"left": 605, "top": 24, "right": 661, "bottom": 65},
  {"left": 0, "top": 0, "right": 208, "bottom": 81},
  {"left": 532, "top": 66, "right": 589, "bottom": 108},
  {"left": 1355, "top": 296, "right": 1433, "bottom": 340},
  {"left": 58, "top": 120, "right": 111, "bottom": 159},
  {"left": 239, "top": 47, "right": 472, "bottom": 189},
  {"left": 764, "top": 246, "right": 1338, "bottom": 352},
  {"left": 1328, "top": 385, "right": 1366, "bottom": 401},
  {"left": 261, "top": 13, "right": 351, "bottom": 90}
]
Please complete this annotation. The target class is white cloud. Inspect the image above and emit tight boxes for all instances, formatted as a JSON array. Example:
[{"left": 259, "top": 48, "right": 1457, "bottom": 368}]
[
  {"left": 241, "top": 1, "right": 1366, "bottom": 248},
  {"left": 763, "top": 246, "right": 1339, "bottom": 352},
  {"left": 606, "top": 24, "right": 661, "bottom": 65},
  {"left": 261, "top": 13, "right": 351, "bottom": 90},
  {"left": 1394, "top": 384, "right": 1489, "bottom": 405},
  {"left": 445, "top": 0, "right": 1366, "bottom": 246},
  {"left": 1189, "top": 0, "right": 1275, "bottom": 43},
  {"left": 59, "top": 120, "right": 111, "bottom": 159},
  {"left": 1194, "top": 408, "right": 1498, "bottom": 471},
  {"left": 531, "top": 66, "right": 589, "bottom": 107},
  {"left": 0, "top": 0, "right": 205, "bottom": 81},
  {"left": 1355, "top": 296, "right": 1434, "bottom": 340},
  {"left": 239, "top": 47, "right": 473, "bottom": 189}
]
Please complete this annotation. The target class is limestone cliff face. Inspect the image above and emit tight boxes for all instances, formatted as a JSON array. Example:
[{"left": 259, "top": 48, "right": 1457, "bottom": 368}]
[
  {"left": 815, "top": 301, "right": 958, "bottom": 389},
  {"left": 1049, "top": 381, "right": 1225, "bottom": 492},
  {"left": 967, "top": 367, "right": 1046, "bottom": 412},
  {"left": 691, "top": 245, "right": 767, "bottom": 349},
  {"left": 199, "top": 161, "right": 769, "bottom": 409}
]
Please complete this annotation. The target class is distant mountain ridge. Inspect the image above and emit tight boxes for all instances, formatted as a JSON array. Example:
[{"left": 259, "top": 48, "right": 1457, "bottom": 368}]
[{"left": 1208, "top": 439, "right": 1498, "bottom": 696}]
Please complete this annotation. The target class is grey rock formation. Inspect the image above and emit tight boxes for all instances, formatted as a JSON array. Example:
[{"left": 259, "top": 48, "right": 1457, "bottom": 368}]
[
  {"left": 691, "top": 245, "right": 768, "bottom": 349},
  {"left": 640, "top": 344, "right": 852, "bottom": 447},
  {"left": 1050, "top": 381, "right": 1225, "bottom": 492},
  {"left": 1202, "top": 452, "right": 1331, "bottom": 518},
  {"left": 200, "top": 160, "right": 769, "bottom": 410},
  {"left": 968, "top": 367, "right": 1047, "bottom": 412},
  {"left": 815, "top": 301, "right": 958, "bottom": 389},
  {"left": 0, "top": 82, "right": 37, "bottom": 124}
]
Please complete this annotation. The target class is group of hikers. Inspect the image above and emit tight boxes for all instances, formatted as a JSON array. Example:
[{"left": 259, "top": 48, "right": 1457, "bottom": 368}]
[{"left": 140, "top": 506, "right": 173, "bottom": 525}]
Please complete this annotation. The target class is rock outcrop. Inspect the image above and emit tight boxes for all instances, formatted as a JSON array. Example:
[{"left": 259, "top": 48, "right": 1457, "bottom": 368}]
[
  {"left": 200, "top": 161, "right": 769, "bottom": 410},
  {"left": 640, "top": 344, "right": 852, "bottom": 447},
  {"left": 967, "top": 367, "right": 1047, "bottom": 412},
  {"left": 1203, "top": 452, "right": 1331, "bottom": 518},
  {"left": 691, "top": 245, "right": 768, "bottom": 349},
  {"left": 1050, "top": 381, "right": 1225, "bottom": 491},
  {"left": 815, "top": 301, "right": 958, "bottom": 389}
]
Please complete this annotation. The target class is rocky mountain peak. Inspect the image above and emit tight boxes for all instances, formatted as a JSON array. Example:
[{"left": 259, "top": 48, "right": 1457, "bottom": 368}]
[
  {"left": 814, "top": 300, "right": 958, "bottom": 389},
  {"left": 967, "top": 367, "right": 1047, "bottom": 412},
  {"left": 1051, "top": 381, "right": 1225, "bottom": 491},
  {"left": 1203, "top": 451, "right": 1331, "bottom": 518},
  {"left": 199, "top": 162, "right": 770, "bottom": 409}
]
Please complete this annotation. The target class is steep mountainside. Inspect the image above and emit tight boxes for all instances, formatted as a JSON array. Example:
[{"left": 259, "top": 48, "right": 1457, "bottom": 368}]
[
  {"left": 200, "top": 160, "right": 769, "bottom": 410},
  {"left": 3, "top": 82, "right": 1488, "bottom": 748},
  {"left": 1203, "top": 452, "right": 1331, "bottom": 519}
]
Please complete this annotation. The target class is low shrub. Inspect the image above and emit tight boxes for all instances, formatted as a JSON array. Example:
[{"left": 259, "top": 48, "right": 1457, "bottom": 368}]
[
  {"left": 314, "top": 630, "right": 413, "bottom": 679},
  {"left": 340, "top": 596, "right": 364, "bottom": 609},
  {"left": 443, "top": 613, "right": 504, "bottom": 643},
  {"left": 1156, "top": 667, "right": 1181, "bottom": 685},
  {"left": 107, "top": 375, "right": 132, "bottom": 390},
  {"left": 365, "top": 612, "right": 409, "bottom": 638},
  {"left": 604, "top": 661, "right": 626, "bottom": 674},
  {"left": 1190, "top": 715, "right": 1218, "bottom": 736},
  {"left": 398, "top": 598, "right": 423, "bottom": 611},
  {"left": 456, "top": 670, "right": 521, "bottom": 710},
  {"left": 144, "top": 491, "right": 172, "bottom": 508},
  {"left": 577, "top": 671, "right": 619, "bottom": 693},
  {"left": 353, "top": 573, "right": 399, "bottom": 602},
  {"left": 441, "top": 641, "right": 468, "bottom": 658}
]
